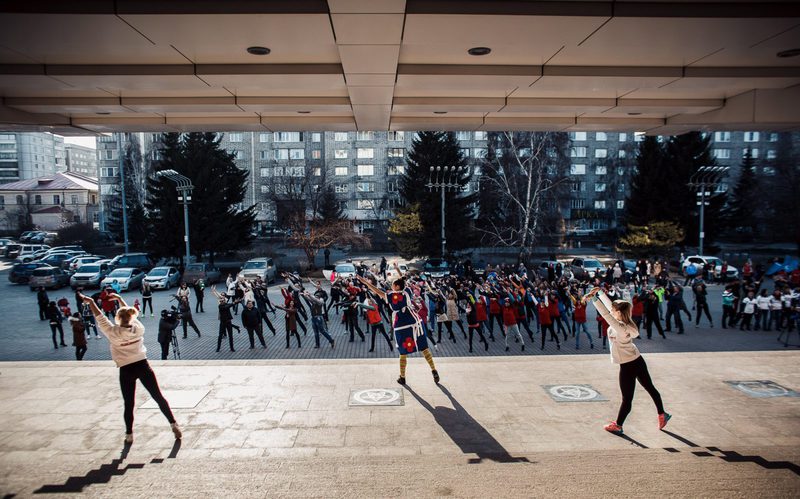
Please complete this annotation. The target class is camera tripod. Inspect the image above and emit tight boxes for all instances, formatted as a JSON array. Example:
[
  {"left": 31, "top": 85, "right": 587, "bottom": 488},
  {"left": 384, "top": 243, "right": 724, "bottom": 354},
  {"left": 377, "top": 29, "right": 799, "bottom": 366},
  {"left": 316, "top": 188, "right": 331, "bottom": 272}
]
[{"left": 170, "top": 329, "right": 181, "bottom": 360}]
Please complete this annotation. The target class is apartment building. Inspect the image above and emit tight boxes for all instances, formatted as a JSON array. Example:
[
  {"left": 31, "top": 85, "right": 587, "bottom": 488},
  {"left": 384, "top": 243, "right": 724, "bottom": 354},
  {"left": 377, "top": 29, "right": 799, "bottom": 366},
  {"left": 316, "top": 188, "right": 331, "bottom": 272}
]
[
  {"left": 63, "top": 143, "right": 97, "bottom": 176},
  {"left": 0, "top": 132, "right": 65, "bottom": 184}
]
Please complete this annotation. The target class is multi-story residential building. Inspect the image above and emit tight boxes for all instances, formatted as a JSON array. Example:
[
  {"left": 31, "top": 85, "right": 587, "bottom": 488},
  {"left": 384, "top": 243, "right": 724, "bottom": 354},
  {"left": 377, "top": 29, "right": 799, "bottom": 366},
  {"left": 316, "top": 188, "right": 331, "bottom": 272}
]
[
  {"left": 0, "top": 172, "right": 99, "bottom": 231},
  {"left": 63, "top": 143, "right": 97, "bottom": 176},
  {"left": 0, "top": 132, "right": 64, "bottom": 184}
]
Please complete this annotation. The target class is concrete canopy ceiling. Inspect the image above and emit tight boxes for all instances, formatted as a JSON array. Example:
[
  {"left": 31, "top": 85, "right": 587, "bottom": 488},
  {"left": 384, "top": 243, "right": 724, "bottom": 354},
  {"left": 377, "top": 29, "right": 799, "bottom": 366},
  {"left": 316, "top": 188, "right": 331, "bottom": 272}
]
[{"left": 0, "top": 0, "right": 799, "bottom": 135}]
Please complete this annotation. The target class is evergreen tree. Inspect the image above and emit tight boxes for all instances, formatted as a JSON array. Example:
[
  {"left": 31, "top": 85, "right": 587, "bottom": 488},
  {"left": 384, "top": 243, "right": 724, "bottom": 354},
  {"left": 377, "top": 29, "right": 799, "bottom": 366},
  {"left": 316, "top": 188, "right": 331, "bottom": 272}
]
[
  {"left": 146, "top": 132, "right": 256, "bottom": 264},
  {"left": 398, "top": 131, "right": 476, "bottom": 257},
  {"left": 145, "top": 133, "right": 187, "bottom": 259},
  {"left": 626, "top": 136, "right": 670, "bottom": 226},
  {"left": 725, "top": 149, "right": 759, "bottom": 237},
  {"left": 764, "top": 132, "right": 800, "bottom": 251},
  {"left": 316, "top": 184, "right": 344, "bottom": 222},
  {"left": 107, "top": 134, "right": 147, "bottom": 249}
]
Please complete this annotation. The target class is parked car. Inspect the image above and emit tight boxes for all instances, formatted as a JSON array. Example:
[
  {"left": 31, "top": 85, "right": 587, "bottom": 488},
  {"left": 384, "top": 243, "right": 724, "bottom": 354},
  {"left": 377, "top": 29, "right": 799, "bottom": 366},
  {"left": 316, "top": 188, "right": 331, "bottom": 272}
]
[
  {"left": 16, "top": 244, "right": 51, "bottom": 262},
  {"left": 19, "top": 231, "right": 45, "bottom": 243},
  {"left": 4, "top": 243, "right": 21, "bottom": 258},
  {"left": 238, "top": 257, "right": 277, "bottom": 283},
  {"left": 423, "top": 259, "right": 451, "bottom": 278},
  {"left": 30, "top": 232, "right": 57, "bottom": 244},
  {"left": 97, "top": 231, "right": 116, "bottom": 244},
  {"left": 47, "top": 245, "right": 84, "bottom": 253},
  {"left": 570, "top": 258, "right": 605, "bottom": 280},
  {"left": 8, "top": 261, "right": 50, "bottom": 284},
  {"left": 182, "top": 263, "right": 221, "bottom": 285},
  {"left": 144, "top": 266, "right": 181, "bottom": 290},
  {"left": 323, "top": 262, "right": 356, "bottom": 281},
  {"left": 101, "top": 267, "right": 146, "bottom": 291},
  {"left": 0, "top": 238, "right": 15, "bottom": 251},
  {"left": 35, "top": 253, "right": 78, "bottom": 269},
  {"left": 70, "top": 262, "right": 111, "bottom": 289},
  {"left": 28, "top": 266, "right": 70, "bottom": 290},
  {"left": 66, "top": 255, "right": 102, "bottom": 272},
  {"left": 681, "top": 255, "right": 739, "bottom": 279},
  {"left": 108, "top": 253, "right": 154, "bottom": 271}
]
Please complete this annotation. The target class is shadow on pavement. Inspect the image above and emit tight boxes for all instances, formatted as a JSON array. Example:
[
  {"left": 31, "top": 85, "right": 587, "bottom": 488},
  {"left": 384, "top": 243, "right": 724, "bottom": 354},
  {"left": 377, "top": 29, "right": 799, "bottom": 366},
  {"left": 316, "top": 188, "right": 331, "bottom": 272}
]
[
  {"left": 405, "top": 384, "right": 531, "bottom": 464},
  {"left": 33, "top": 439, "right": 181, "bottom": 494}
]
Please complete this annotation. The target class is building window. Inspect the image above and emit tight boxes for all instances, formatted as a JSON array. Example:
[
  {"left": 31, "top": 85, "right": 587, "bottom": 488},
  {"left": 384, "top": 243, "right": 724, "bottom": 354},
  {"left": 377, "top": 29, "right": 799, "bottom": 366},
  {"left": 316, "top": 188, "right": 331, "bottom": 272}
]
[
  {"left": 388, "top": 131, "right": 404, "bottom": 141},
  {"left": 15, "top": 195, "right": 23, "bottom": 204},
  {"left": 311, "top": 150, "right": 321, "bottom": 159},
  {"left": 290, "top": 167, "right": 305, "bottom": 177},
  {"left": 744, "top": 132, "right": 759, "bottom": 142},
  {"left": 595, "top": 183, "right": 606, "bottom": 192},
  {"left": 335, "top": 166, "right": 348, "bottom": 176},
  {"left": 474, "top": 131, "right": 488, "bottom": 140},
  {"left": 357, "top": 164, "right": 374, "bottom": 176},
  {"left": 767, "top": 149, "right": 776, "bottom": 159},
  {"left": 388, "top": 164, "right": 405, "bottom": 176},
  {"left": 260, "top": 168, "right": 269, "bottom": 177},
  {"left": 70, "top": 195, "right": 78, "bottom": 204},
  {"left": 714, "top": 131, "right": 731, "bottom": 142},
  {"left": 570, "top": 146, "right": 587, "bottom": 158},
  {"left": 570, "top": 164, "right": 586, "bottom": 175},
  {"left": 34, "top": 195, "right": 42, "bottom": 204},
  {"left": 260, "top": 185, "right": 269, "bottom": 194},
  {"left": 334, "top": 149, "right": 348, "bottom": 159},
  {"left": 619, "top": 133, "right": 627, "bottom": 142},
  {"left": 460, "top": 148, "right": 471, "bottom": 158},
  {"left": 356, "top": 131, "right": 374, "bottom": 141},
  {"left": 713, "top": 148, "right": 730, "bottom": 159},
  {"left": 313, "top": 167, "right": 322, "bottom": 176},
  {"left": 570, "top": 182, "right": 586, "bottom": 192},
  {"left": 617, "top": 200, "right": 625, "bottom": 210},
  {"left": 104, "top": 150, "right": 114, "bottom": 160},
  {"left": 634, "top": 133, "right": 645, "bottom": 142},
  {"left": 101, "top": 167, "right": 117, "bottom": 177},
  {"left": 596, "top": 132, "right": 607, "bottom": 141},
  {"left": 596, "top": 165, "right": 607, "bottom": 175},
  {"left": 289, "top": 149, "right": 305, "bottom": 160},
  {"left": 259, "top": 133, "right": 269, "bottom": 143},
  {"left": 473, "top": 148, "right": 488, "bottom": 159},
  {"left": 388, "top": 148, "right": 404, "bottom": 158},
  {"left": 357, "top": 148, "right": 374, "bottom": 159},
  {"left": 91, "top": 194, "right": 96, "bottom": 204},
  {"left": 595, "top": 148, "right": 607, "bottom": 158},
  {"left": 456, "top": 131, "right": 471, "bottom": 141},
  {"left": 311, "top": 133, "right": 322, "bottom": 143},
  {"left": 762, "top": 166, "right": 775, "bottom": 176},
  {"left": 387, "top": 182, "right": 398, "bottom": 193},
  {"left": 594, "top": 200, "right": 606, "bottom": 209},
  {"left": 228, "top": 132, "right": 243, "bottom": 142},
  {"left": 334, "top": 132, "right": 349, "bottom": 141},
  {"left": 618, "top": 183, "right": 625, "bottom": 192},
  {"left": 275, "top": 149, "right": 289, "bottom": 160},
  {"left": 769, "top": 133, "right": 778, "bottom": 142},
  {"left": 356, "top": 182, "right": 375, "bottom": 192},
  {"left": 570, "top": 199, "right": 585, "bottom": 209},
  {"left": 232, "top": 150, "right": 243, "bottom": 159},
  {"left": 357, "top": 199, "right": 375, "bottom": 210},
  {"left": 274, "top": 132, "right": 302, "bottom": 142},
  {"left": 618, "top": 149, "right": 628, "bottom": 159},
  {"left": 335, "top": 183, "right": 348, "bottom": 193},
  {"left": 570, "top": 132, "right": 587, "bottom": 141}
]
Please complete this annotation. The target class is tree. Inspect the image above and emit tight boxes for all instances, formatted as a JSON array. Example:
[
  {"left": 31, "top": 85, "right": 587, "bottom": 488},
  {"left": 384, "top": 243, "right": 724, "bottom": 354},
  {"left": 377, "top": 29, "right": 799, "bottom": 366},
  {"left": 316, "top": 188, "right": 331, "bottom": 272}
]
[
  {"left": 146, "top": 132, "right": 257, "bottom": 265},
  {"left": 316, "top": 184, "right": 344, "bottom": 222},
  {"left": 763, "top": 132, "right": 800, "bottom": 252},
  {"left": 288, "top": 214, "right": 370, "bottom": 269},
  {"left": 724, "top": 149, "right": 759, "bottom": 238},
  {"left": 618, "top": 221, "right": 685, "bottom": 257},
  {"left": 398, "top": 131, "right": 476, "bottom": 257},
  {"left": 626, "top": 137, "right": 671, "bottom": 226},
  {"left": 55, "top": 223, "right": 106, "bottom": 252},
  {"left": 388, "top": 204, "right": 424, "bottom": 259},
  {"left": 106, "top": 134, "right": 148, "bottom": 248},
  {"left": 476, "top": 131, "right": 570, "bottom": 256}
]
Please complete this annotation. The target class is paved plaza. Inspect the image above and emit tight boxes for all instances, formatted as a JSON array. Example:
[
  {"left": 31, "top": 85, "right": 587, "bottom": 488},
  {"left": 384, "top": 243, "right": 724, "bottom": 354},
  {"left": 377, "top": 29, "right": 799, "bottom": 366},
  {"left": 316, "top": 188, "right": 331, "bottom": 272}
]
[{"left": 0, "top": 351, "right": 798, "bottom": 497}]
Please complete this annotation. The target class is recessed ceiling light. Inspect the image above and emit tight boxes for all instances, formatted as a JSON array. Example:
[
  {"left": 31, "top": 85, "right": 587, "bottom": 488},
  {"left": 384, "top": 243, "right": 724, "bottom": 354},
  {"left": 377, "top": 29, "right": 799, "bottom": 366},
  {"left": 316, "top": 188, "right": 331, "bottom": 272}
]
[
  {"left": 297, "top": 111, "right": 311, "bottom": 114},
  {"left": 467, "top": 47, "right": 491, "bottom": 56},
  {"left": 776, "top": 48, "right": 800, "bottom": 58},
  {"left": 433, "top": 111, "right": 448, "bottom": 114},
  {"left": 627, "top": 112, "right": 642, "bottom": 116},
  {"left": 246, "top": 46, "right": 271, "bottom": 56},
  {"left": 96, "top": 111, "right": 111, "bottom": 115}
]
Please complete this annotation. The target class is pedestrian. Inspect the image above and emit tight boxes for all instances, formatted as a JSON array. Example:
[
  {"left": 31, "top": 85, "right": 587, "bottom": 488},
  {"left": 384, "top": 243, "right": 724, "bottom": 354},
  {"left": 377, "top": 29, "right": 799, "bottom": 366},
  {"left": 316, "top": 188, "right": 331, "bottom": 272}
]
[
  {"left": 241, "top": 300, "right": 267, "bottom": 349},
  {"left": 721, "top": 287, "right": 736, "bottom": 329},
  {"left": 501, "top": 297, "right": 525, "bottom": 352},
  {"left": 465, "top": 299, "right": 489, "bottom": 353},
  {"left": 754, "top": 289, "right": 770, "bottom": 331},
  {"left": 193, "top": 279, "right": 205, "bottom": 313},
  {"left": 140, "top": 281, "right": 154, "bottom": 317},
  {"left": 37, "top": 287, "right": 49, "bottom": 321},
  {"left": 379, "top": 256, "right": 388, "bottom": 280},
  {"left": 769, "top": 290, "right": 784, "bottom": 332},
  {"left": 275, "top": 298, "right": 302, "bottom": 349},
  {"left": 100, "top": 287, "right": 117, "bottom": 319},
  {"left": 77, "top": 291, "right": 181, "bottom": 444},
  {"left": 585, "top": 287, "right": 671, "bottom": 435},
  {"left": 157, "top": 310, "right": 180, "bottom": 360},
  {"left": 357, "top": 265, "right": 439, "bottom": 386},
  {"left": 211, "top": 286, "right": 240, "bottom": 352},
  {"left": 46, "top": 301, "right": 67, "bottom": 349},
  {"left": 537, "top": 294, "right": 560, "bottom": 350},
  {"left": 177, "top": 295, "right": 201, "bottom": 338},
  {"left": 570, "top": 294, "right": 593, "bottom": 349},
  {"left": 693, "top": 282, "right": 713, "bottom": 328},
  {"left": 304, "top": 291, "right": 335, "bottom": 349},
  {"left": 69, "top": 312, "right": 87, "bottom": 360},
  {"left": 740, "top": 290, "right": 756, "bottom": 331},
  {"left": 644, "top": 291, "right": 666, "bottom": 339},
  {"left": 358, "top": 294, "right": 392, "bottom": 352},
  {"left": 664, "top": 285, "right": 691, "bottom": 334},
  {"left": 324, "top": 247, "right": 331, "bottom": 267}
]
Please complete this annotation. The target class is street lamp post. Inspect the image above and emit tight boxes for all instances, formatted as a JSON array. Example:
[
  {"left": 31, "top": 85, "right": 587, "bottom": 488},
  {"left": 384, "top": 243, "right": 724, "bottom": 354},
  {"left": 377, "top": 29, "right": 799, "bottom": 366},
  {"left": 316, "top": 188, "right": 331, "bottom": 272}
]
[
  {"left": 117, "top": 134, "right": 129, "bottom": 253},
  {"left": 156, "top": 170, "right": 194, "bottom": 264},
  {"left": 688, "top": 166, "right": 728, "bottom": 255},
  {"left": 426, "top": 165, "right": 464, "bottom": 258}
]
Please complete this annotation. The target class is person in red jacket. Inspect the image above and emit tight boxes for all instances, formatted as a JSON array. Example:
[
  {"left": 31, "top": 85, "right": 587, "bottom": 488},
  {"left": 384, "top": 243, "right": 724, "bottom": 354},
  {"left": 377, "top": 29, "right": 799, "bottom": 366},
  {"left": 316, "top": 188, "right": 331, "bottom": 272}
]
[
  {"left": 501, "top": 297, "right": 524, "bottom": 352},
  {"left": 548, "top": 293, "right": 568, "bottom": 341},
  {"left": 571, "top": 296, "right": 593, "bottom": 349},
  {"left": 474, "top": 293, "right": 493, "bottom": 342},
  {"left": 466, "top": 298, "right": 489, "bottom": 353},
  {"left": 358, "top": 297, "right": 393, "bottom": 353},
  {"left": 99, "top": 287, "right": 117, "bottom": 319},
  {"left": 488, "top": 294, "right": 503, "bottom": 338},
  {"left": 597, "top": 308, "right": 608, "bottom": 349},
  {"left": 538, "top": 295, "right": 560, "bottom": 350},
  {"left": 632, "top": 294, "right": 645, "bottom": 330}
]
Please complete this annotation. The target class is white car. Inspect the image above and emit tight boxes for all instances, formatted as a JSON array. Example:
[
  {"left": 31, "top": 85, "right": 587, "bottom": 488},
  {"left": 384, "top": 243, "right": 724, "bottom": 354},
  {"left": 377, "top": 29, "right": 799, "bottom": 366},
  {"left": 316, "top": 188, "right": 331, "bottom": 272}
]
[
  {"left": 143, "top": 266, "right": 181, "bottom": 290},
  {"left": 323, "top": 262, "right": 356, "bottom": 281},
  {"left": 70, "top": 263, "right": 111, "bottom": 289},
  {"left": 100, "top": 267, "right": 145, "bottom": 291},
  {"left": 682, "top": 255, "right": 739, "bottom": 279}
]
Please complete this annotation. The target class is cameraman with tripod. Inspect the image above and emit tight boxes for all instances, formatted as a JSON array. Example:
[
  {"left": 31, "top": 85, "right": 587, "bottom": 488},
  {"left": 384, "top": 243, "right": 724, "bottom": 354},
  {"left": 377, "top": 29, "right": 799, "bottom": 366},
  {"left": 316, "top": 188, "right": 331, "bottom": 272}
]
[{"left": 158, "top": 308, "right": 181, "bottom": 360}]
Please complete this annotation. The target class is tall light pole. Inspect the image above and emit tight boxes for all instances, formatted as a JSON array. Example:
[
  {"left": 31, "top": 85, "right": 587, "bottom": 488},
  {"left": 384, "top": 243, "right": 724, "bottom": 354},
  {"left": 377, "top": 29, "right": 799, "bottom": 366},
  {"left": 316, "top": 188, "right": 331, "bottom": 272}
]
[
  {"left": 688, "top": 166, "right": 728, "bottom": 255},
  {"left": 117, "top": 133, "right": 129, "bottom": 253},
  {"left": 156, "top": 169, "right": 194, "bottom": 264},
  {"left": 426, "top": 165, "right": 465, "bottom": 258}
]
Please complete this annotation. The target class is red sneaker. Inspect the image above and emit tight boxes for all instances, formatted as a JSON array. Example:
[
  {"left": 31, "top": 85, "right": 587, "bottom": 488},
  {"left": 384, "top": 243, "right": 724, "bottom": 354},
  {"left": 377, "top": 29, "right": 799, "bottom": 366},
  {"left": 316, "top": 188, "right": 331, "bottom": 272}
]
[
  {"left": 658, "top": 412, "right": 672, "bottom": 430},
  {"left": 604, "top": 422, "right": 623, "bottom": 434}
]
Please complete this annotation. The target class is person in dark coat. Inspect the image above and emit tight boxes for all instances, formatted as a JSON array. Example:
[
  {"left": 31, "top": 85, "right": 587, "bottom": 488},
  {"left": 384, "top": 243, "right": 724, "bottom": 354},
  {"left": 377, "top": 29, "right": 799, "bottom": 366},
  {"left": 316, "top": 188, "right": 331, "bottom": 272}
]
[
  {"left": 157, "top": 311, "right": 180, "bottom": 360},
  {"left": 241, "top": 300, "right": 267, "bottom": 349},
  {"left": 37, "top": 287, "right": 50, "bottom": 321}
]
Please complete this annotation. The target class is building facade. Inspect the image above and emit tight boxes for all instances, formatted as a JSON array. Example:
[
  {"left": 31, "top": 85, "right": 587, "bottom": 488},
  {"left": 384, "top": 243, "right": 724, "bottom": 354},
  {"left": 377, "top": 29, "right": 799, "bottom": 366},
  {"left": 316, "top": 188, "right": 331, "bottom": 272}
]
[
  {"left": 0, "top": 132, "right": 65, "bottom": 184},
  {"left": 63, "top": 143, "right": 97, "bottom": 176},
  {"left": 0, "top": 172, "right": 99, "bottom": 231}
]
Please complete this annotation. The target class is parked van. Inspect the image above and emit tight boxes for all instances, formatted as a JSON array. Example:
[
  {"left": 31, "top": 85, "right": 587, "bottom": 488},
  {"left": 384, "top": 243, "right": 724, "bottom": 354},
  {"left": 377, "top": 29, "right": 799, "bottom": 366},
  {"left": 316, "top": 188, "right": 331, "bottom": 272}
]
[
  {"left": 239, "top": 257, "right": 277, "bottom": 283},
  {"left": 108, "top": 252, "right": 154, "bottom": 271},
  {"left": 17, "top": 244, "right": 50, "bottom": 262}
]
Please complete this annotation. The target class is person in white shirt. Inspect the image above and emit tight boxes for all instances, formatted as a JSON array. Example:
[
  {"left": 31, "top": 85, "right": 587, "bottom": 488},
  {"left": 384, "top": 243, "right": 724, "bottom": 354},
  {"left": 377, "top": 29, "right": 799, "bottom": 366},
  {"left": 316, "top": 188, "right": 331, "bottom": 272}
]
[
  {"left": 79, "top": 291, "right": 182, "bottom": 445},
  {"left": 585, "top": 287, "right": 671, "bottom": 435},
  {"left": 769, "top": 290, "right": 785, "bottom": 332},
  {"left": 739, "top": 291, "right": 757, "bottom": 331},
  {"left": 755, "top": 289, "right": 771, "bottom": 331}
]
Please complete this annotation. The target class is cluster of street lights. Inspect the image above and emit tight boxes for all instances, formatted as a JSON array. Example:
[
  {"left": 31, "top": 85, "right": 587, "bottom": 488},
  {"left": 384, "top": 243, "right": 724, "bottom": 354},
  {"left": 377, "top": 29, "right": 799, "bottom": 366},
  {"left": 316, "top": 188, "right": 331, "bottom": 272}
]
[
  {"left": 688, "top": 165, "right": 729, "bottom": 255},
  {"left": 426, "top": 165, "right": 467, "bottom": 257}
]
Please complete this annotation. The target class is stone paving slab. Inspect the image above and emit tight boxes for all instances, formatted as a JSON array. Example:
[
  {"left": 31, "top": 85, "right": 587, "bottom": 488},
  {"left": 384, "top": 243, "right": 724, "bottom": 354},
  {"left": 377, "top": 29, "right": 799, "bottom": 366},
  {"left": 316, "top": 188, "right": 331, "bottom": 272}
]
[{"left": 1, "top": 351, "right": 799, "bottom": 497}]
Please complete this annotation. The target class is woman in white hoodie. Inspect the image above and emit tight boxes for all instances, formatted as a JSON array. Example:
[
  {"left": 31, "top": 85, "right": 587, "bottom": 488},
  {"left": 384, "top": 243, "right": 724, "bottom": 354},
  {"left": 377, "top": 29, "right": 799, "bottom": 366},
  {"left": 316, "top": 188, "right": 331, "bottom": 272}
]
[
  {"left": 585, "top": 287, "right": 671, "bottom": 435},
  {"left": 79, "top": 292, "right": 182, "bottom": 444}
]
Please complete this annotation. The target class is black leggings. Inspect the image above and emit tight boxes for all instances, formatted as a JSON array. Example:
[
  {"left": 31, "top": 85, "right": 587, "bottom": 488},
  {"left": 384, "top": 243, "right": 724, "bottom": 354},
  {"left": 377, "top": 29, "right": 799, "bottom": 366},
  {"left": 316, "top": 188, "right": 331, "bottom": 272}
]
[
  {"left": 119, "top": 359, "right": 175, "bottom": 434},
  {"left": 49, "top": 323, "right": 65, "bottom": 347},
  {"left": 369, "top": 323, "right": 393, "bottom": 351},
  {"left": 540, "top": 323, "right": 560, "bottom": 349},
  {"left": 141, "top": 297, "right": 153, "bottom": 314},
  {"left": 437, "top": 321, "right": 455, "bottom": 342},
  {"left": 695, "top": 302, "right": 712, "bottom": 326},
  {"left": 616, "top": 356, "right": 664, "bottom": 426},
  {"left": 468, "top": 324, "right": 487, "bottom": 351}
]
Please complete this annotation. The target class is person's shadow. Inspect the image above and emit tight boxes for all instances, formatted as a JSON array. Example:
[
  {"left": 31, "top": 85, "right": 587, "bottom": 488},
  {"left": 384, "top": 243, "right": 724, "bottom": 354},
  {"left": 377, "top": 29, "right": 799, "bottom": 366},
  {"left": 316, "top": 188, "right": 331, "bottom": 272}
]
[{"left": 405, "top": 384, "right": 530, "bottom": 464}]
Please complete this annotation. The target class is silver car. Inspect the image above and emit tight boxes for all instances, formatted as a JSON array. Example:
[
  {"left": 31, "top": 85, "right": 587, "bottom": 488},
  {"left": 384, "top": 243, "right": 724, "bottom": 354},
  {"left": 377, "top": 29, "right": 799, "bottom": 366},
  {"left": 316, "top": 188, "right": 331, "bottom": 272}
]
[
  {"left": 143, "top": 266, "right": 181, "bottom": 290},
  {"left": 100, "top": 267, "right": 145, "bottom": 291},
  {"left": 239, "top": 258, "right": 277, "bottom": 283},
  {"left": 70, "top": 263, "right": 111, "bottom": 289}
]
